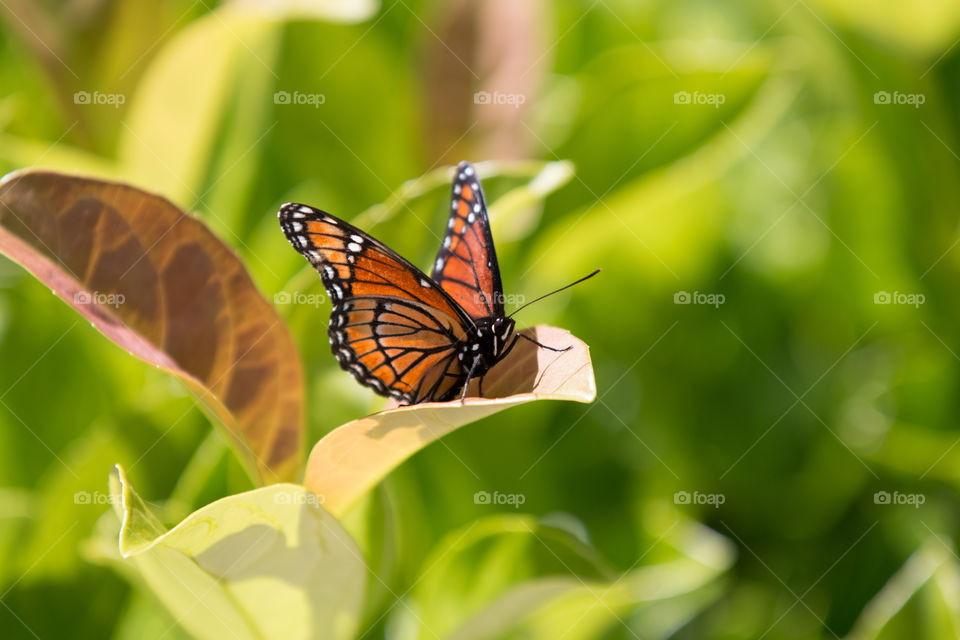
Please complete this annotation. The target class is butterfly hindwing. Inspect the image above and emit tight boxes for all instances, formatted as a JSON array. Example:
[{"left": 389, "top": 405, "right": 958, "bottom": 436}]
[
  {"left": 431, "top": 161, "right": 505, "bottom": 320},
  {"left": 278, "top": 203, "right": 471, "bottom": 403}
]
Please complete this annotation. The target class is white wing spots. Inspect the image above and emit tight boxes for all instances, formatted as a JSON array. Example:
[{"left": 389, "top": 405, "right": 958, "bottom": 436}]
[
  {"left": 288, "top": 211, "right": 306, "bottom": 220},
  {"left": 473, "top": 203, "right": 481, "bottom": 213},
  {"left": 458, "top": 172, "right": 466, "bottom": 180},
  {"left": 454, "top": 184, "right": 462, "bottom": 195},
  {"left": 322, "top": 265, "right": 336, "bottom": 280},
  {"left": 347, "top": 242, "right": 362, "bottom": 253},
  {"left": 451, "top": 201, "right": 458, "bottom": 210},
  {"left": 464, "top": 165, "right": 474, "bottom": 176},
  {"left": 297, "top": 206, "right": 313, "bottom": 215},
  {"left": 448, "top": 217, "right": 455, "bottom": 229},
  {"left": 420, "top": 278, "right": 432, "bottom": 288},
  {"left": 435, "top": 257, "right": 445, "bottom": 271},
  {"left": 350, "top": 234, "right": 363, "bottom": 243},
  {"left": 290, "top": 221, "right": 304, "bottom": 232},
  {"left": 307, "top": 250, "right": 321, "bottom": 261},
  {"left": 471, "top": 343, "right": 480, "bottom": 351},
  {"left": 471, "top": 182, "right": 479, "bottom": 192},
  {"left": 347, "top": 254, "right": 356, "bottom": 264},
  {"left": 467, "top": 212, "right": 475, "bottom": 224},
  {"left": 331, "top": 284, "right": 344, "bottom": 301},
  {"left": 295, "top": 235, "right": 308, "bottom": 248},
  {"left": 442, "top": 235, "right": 451, "bottom": 248}
]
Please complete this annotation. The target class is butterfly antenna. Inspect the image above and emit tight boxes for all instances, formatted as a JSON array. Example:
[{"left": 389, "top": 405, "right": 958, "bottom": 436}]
[{"left": 508, "top": 269, "right": 601, "bottom": 318}]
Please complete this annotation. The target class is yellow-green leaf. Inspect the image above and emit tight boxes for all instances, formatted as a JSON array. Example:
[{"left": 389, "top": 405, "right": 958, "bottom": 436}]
[{"left": 109, "top": 464, "right": 365, "bottom": 640}]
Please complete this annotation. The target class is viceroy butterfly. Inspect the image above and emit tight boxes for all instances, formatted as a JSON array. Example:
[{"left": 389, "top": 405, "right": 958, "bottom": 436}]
[{"left": 279, "top": 161, "right": 597, "bottom": 405}]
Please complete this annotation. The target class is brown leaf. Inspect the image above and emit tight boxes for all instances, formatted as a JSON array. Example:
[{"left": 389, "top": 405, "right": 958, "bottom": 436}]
[
  {"left": 0, "top": 169, "right": 303, "bottom": 483},
  {"left": 304, "top": 325, "right": 595, "bottom": 516}
]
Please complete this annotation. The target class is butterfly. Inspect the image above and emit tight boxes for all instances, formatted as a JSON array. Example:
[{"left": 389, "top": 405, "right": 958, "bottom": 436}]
[{"left": 279, "top": 161, "right": 595, "bottom": 405}]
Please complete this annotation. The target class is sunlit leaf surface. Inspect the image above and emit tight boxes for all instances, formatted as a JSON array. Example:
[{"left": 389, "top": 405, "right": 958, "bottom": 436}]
[
  {"left": 109, "top": 464, "right": 365, "bottom": 640},
  {"left": 305, "top": 325, "right": 595, "bottom": 516}
]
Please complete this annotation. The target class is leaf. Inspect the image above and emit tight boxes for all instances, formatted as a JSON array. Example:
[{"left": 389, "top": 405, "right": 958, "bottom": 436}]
[
  {"left": 119, "top": 1, "right": 378, "bottom": 211},
  {"left": 392, "top": 509, "right": 735, "bottom": 640},
  {"left": 806, "top": 0, "right": 960, "bottom": 55},
  {"left": 531, "top": 40, "right": 800, "bottom": 286},
  {"left": 845, "top": 539, "right": 960, "bottom": 639},
  {"left": 118, "top": 12, "right": 278, "bottom": 211},
  {"left": 228, "top": 0, "right": 380, "bottom": 23},
  {"left": 109, "top": 464, "right": 366, "bottom": 640},
  {"left": 304, "top": 325, "right": 595, "bottom": 516},
  {"left": 0, "top": 170, "right": 304, "bottom": 483}
]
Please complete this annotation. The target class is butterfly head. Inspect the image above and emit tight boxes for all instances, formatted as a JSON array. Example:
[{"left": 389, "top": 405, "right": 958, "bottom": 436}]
[{"left": 460, "top": 316, "right": 516, "bottom": 373}]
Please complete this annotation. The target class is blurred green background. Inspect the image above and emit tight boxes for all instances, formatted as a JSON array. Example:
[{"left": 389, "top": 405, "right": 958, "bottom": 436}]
[{"left": 3, "top": 0, "right": 960, "bottom": 637}]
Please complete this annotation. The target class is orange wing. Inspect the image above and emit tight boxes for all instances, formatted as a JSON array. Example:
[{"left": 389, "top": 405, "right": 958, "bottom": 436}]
[
  {"left": 279, "top": 203, "right": 471, "bottom": 404},
  {"left": 431, "top": 161, "right": 504, "bottom": 319},
  {"left": 331, "top": 297, "right": 465, "bottom": 403}
]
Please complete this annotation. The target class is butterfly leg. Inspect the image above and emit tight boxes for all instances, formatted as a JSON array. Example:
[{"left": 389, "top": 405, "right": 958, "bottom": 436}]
[
  {"left": 460, "top": 355, "right": 481, "bottom": 402},
  {"left": 517, "top": 332, "right": 572, "bottom": 352}
]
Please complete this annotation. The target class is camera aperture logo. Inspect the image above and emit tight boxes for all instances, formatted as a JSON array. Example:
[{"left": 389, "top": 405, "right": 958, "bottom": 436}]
[
  {"left": 474, "top": 490, "right": 525, "bottom": 508},
  {"left": 674, "top": 490, "right": 725, "bottom": 508},
  {"left": 873, "top": 490, "right": 925, "bottom": 509},
  {"left": 274, "top": 90, "right": 326, "bottom": 108},
  {"left": 74, "top": 91, "right": 126, "bottom": 108},
  {"left": 674, "top": 290, "right": 725, "bottom": 308},
  {"left": 274, "top": 290, "right": 326, "bottom": 308},
  {"left": 873, "top": 91, "right": 925, "bottom": 108},
  {"left": 874, "top": 291, "right": 924, "bottom": 308},
  {"left": 74, "top": 291, "right": 125, "bottom": 308},
  {"left": 473, "top": 90, "right": 526, "bottom": 108},
  {"left": 674, "top": 91, "right": 726, "bottom": 108}
]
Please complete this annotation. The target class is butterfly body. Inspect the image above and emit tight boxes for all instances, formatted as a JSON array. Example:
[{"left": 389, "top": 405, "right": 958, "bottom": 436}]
[
  {"left": 457, "top": 315, "right": 516, "bottom": 378},
  {"left": 279, "top": 161, "right": 522, "bottom": 405}
]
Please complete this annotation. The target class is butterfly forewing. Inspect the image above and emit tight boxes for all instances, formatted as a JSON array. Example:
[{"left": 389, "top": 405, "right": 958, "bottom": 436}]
[
  {"left": 431, "top": 161, "right": 505, "bottom": 319},
  {"left": 278, "top": 203, "right": 470, "bottom": 403}
]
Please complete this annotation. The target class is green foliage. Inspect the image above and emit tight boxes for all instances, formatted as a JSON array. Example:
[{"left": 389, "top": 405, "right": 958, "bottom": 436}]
[{"left": 2, "top": 0, "right": 960, "bottom": 638}]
